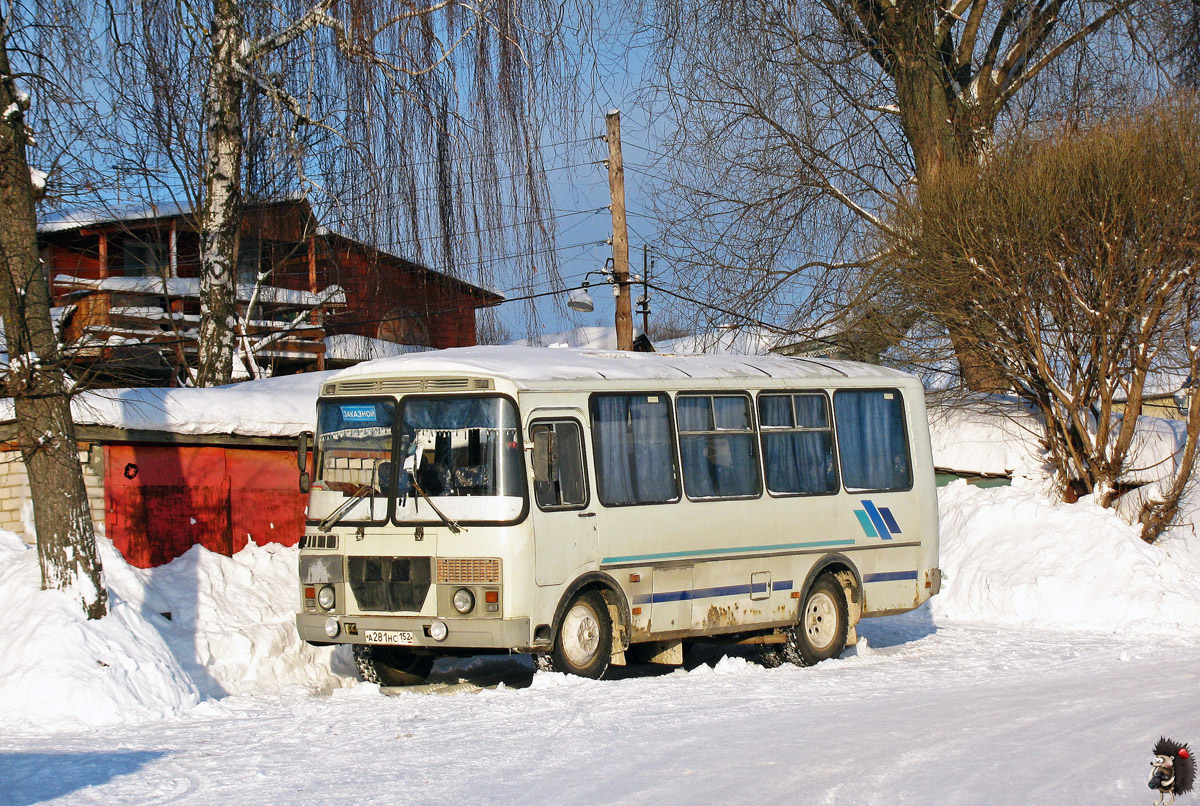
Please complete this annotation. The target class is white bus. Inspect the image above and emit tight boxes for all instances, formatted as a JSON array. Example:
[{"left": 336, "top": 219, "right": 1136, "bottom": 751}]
[{"left": 295, "top": 346, "right": 940, "bottom": 683}]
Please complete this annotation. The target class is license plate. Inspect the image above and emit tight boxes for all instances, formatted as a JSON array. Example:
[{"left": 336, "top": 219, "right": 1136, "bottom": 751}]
[{"left": 364, "top": 630, "right": 414, "bottom": 645}]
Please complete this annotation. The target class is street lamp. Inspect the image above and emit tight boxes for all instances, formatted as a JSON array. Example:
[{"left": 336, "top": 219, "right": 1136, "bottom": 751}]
[
  {"left": 567, "top": 286, "right": 595, "bottom": 313},
  {"left": 567, "top": 260, "right": 621, "bottom": 315}
]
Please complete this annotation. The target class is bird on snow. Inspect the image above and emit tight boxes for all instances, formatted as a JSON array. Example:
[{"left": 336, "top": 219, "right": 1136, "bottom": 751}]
[{"left": 1150, "top": 736, "right": 1195, "bottom": 805}]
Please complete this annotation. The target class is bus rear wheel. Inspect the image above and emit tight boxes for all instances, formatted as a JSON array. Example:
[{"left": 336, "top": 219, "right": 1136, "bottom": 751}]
[
  {"left": 353, "top": 644, "right": 435, "bottom": 686},
  {"left": 540, "top": 591, "right": 612, "bottom": 679},
  {"left": 759, "top": 574, "right": 848, "bottom": 668}
]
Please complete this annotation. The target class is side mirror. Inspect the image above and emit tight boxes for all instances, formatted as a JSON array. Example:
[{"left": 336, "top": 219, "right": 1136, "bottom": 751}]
[
  {"left": 532, "top": 428, "right": 557, "bottom": 484},
  {"left": 297, "top": 431, "right": 313, "bottom": 493}
]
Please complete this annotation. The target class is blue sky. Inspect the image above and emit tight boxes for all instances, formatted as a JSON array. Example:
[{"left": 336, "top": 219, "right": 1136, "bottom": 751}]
[{"left": 483, "top": 12, "right": 678, "bottom": 340}]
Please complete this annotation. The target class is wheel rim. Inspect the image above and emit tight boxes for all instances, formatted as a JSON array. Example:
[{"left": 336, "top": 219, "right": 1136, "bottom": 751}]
[
  {"left": 803, "top": 590, "right": 838, "bottom": 651},
  {"left": 561, "top": 602, "right": 601, "bottom": 668}
]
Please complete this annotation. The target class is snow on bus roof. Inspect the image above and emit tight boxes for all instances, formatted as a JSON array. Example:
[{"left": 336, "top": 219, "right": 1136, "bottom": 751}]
[{"left": 329, "top": 345, "right": 914, "bottom": 386}]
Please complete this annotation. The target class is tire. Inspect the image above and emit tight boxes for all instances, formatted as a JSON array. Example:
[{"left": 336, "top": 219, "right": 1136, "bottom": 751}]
[
  {"left": 353, "top": 644, "right": 435, "bottom": 686},
  {"left": 542, "top": 590, "right": 612, "bottom": 679},
  {"left": 759, "top": 574, "right": 849, "bottom": 668}
]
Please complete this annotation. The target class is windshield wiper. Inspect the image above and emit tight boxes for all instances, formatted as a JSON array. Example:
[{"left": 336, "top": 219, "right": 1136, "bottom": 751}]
[
  {"left": 409, "top": 474, "right": 464, "bottom": 534},
  {"left": 318, "top": 483, "right": 373, "bottom": 532}
]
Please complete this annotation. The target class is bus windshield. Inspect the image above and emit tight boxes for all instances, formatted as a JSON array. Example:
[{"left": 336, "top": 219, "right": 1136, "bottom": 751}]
[
  {"left": 396, "top": 396, "right": 525, "bottom": 523},
  {"left": 311, "top": 395, "right": 525, "bottom": 527},
  {"left": 313, "top": 399, "right": 396, "bottom": 526}
]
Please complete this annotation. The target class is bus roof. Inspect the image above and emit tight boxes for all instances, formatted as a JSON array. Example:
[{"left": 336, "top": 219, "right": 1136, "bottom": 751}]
[{"left": 328, "top": 346, "right": 916, "bottom": 389}]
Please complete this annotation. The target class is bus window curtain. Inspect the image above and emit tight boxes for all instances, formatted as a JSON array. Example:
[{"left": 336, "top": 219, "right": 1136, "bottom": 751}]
[
  {"left": 761, "top": 394, "right": 835, "bottom": 494},
  {"left": 594, "top": 395, "right": 677, "bottom": 505},
  {"left": 835, "top": 390, "right": 912, "bottom": 491}
]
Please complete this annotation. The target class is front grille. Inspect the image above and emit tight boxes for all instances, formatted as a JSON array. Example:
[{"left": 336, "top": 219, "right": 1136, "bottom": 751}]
[
  {"left": 437, "top": 557, "right": 501, "bottom": 584},
  {"left": 348, "top": 556, "right": 432, "bottom": 612},
  {"left": 299, "top": 534, "right": 338, "bottom": 550}
]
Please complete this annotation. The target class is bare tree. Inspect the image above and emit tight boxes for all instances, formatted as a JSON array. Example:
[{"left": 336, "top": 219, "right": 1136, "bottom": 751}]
[
  {"left": 887, "top": 99, "right": 1200, "bottom": 541},
  {"left": 0, "top": 19, "right": 105, "bottom": 617},
  {"left": 638, "top": 0, "right": 1187, "bottom": 386},
  {"left": 104, "top": 0, "right": 571, "bottom": 386}
]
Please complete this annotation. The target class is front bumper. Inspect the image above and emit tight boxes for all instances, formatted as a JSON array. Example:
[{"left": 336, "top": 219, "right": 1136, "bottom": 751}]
[{"left": 296, "top": 612, "right": 532, "bottom": 650}]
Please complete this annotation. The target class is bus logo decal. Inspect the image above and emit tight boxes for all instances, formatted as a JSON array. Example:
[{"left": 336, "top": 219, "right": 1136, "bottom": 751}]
[{"left": 854, "top": 500, "right": 901, "bottom": 540}]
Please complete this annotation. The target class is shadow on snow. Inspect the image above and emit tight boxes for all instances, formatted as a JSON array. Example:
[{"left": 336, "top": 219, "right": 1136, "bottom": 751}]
[
  {"left": 0, "top": 750, "right": 168, "bottom": 805},
  {"left": 419, "top": 605, "right": 937, "bottom": 690}
]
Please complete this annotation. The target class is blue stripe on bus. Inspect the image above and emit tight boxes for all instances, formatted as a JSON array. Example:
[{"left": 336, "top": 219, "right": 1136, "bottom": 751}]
[
  {"left": 863, "top": 570, "right": 918, "bottom": 583},
  {"left": 601, "top": 539, "right": 855, "bottom": 565},
  {"left": 862, "top": 500, "right": 893, "bottom": 540},
  {"left": 632, "top": 580, "right": 796, "bottom": 605},
  {"left": 879, "top": 506, "right": 902, "bottom": 535},
  {"left": 853, "top": 510, "right": 878, "bottom": 538}
]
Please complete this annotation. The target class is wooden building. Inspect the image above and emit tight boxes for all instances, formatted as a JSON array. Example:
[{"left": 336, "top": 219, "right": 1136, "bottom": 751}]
[{"left": 38, "top": 198, "right": 502, "bottom": 385}]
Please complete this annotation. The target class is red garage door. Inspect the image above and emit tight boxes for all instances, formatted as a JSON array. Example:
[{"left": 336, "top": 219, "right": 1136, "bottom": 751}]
[{"left": 106, "top": 444, "right": 306, "bottom": 568}]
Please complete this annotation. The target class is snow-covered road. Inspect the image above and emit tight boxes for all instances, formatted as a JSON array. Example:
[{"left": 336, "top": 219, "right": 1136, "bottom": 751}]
[{"left": 3, "top": 610, "right": 1193, "bottom": 805}]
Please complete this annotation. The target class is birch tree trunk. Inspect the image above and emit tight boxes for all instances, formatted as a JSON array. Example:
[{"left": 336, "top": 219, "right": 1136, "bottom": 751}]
[
  {"left": 195, "top": 0, "right": 245, "bottom": 388},
  {"left": 0, "top": 35, "right": 106, "bottom": 618}
]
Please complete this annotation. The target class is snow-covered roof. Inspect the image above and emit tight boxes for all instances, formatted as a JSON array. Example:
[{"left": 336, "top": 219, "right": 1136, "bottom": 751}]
[
  {"left": 323, "top": 334, "right": 434, "bottom": 362},
  {"left": 0, "top": 372, "right": 331, "bottom": 438},
  {"left": 330, "top": 345, "right": 914, "bottom": 388},
  {"left": 54, "top": 274, "right": 345, "bottom": 307},
  {"left": 658, "top": 327, "right": 785, "bottom": 356},
  {"left": 929, "top": 395, "right": 1189, "bottom": 484},
  {"left": 506, "top": 326, "right": 639, "bottom": 350},
  {"left": 39, "top": 202, "right": 191, "bottom": 234}
]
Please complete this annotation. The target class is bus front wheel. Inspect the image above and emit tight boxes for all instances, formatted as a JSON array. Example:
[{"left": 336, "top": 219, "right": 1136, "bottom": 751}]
[
  {"left": 539, "top": 590, "right": 612, "bottom": 679},
  {"left": 353, "top": 644, "right": 434, "bottom": 686},
  {"left": 761, "top": 574, "right": 849, "bottom": 668}
]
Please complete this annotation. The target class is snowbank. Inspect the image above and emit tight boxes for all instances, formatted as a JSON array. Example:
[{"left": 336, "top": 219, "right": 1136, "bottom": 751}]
[
  {"left": 0, "top": 533, "right": 198, "bottom": 732},
  {"left": 0, "top": 532, "right": 354, "bottom": 733},
  {"left": 933, "top": 480, "right": 1200, "bottom": 634},
  {"left": 103, "top": 538, "right": 355, "bottom": 699}
]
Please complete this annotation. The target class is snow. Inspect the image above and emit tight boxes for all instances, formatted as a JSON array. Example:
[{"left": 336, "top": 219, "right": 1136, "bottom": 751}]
[
  {"left": 332, "top": 345, "right": 911, "bottom": 386},
  {"left": 510, "top": 325, "right": 786, "bottom": 355},
  {"left": 928, "top": 395, "right": 1192, "bottom": 485},
  {"left": 928, "top": 398, "right": 1045, "bottom": 477},
  {"left": 38, "top": 202, "right": 190, "bottom": 234},
  {"left": 507, "top": 325, "right": 640, "bottom": 349},
  {"left": 0, "top": 371, "right": 331, "bottom": 438},
  {"left": 0, "top": 533, "right": 351, "bottom": 734},
  {"left": 53, "top": 274, "right": 346, "bottom": 308},
  {"left": 658, "top": 325, "right": 792, "bottom": 356},
  {"left": 0, "top": 537, "right": 199, "bottom": 731},
  {"left": 4, "top": 372, "right": 1200, "bottom": 801},
  {"left": 933, "top": 480, "right": 1200, "bottom": 632},
  {"left": 323, "top": 333, "right": 434, "bottom": 362},
  {"left": 2, "top": 605, "right": 1197, "bottom": 803}
]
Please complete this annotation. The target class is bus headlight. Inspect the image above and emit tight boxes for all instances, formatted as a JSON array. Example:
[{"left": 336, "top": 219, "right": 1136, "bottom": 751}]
[
  {"left": 452, "top": 588, "right": 475, "bottom": 614},
  {"left": 324, "top": 617, "right": 340, "bottom": 638},
  {"left": 317, "top": 585, "right": 336, "bottom": 611}
]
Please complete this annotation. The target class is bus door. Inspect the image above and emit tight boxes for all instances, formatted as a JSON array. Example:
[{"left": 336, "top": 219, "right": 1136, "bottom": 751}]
[{"left": 529, "top": 416, "right": 597, "bottom": 586}]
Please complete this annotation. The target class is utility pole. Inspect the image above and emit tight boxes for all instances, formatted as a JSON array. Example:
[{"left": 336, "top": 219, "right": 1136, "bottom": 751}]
[{"left": 606, "top": 109, "right": 633, "bottom": 351}]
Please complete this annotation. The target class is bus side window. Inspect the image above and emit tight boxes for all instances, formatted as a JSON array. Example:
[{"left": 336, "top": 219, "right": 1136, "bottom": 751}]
[
  {"left": 531, "top": 421, "right": 588, "bottom": 510},
  {"left": 833, "top": 389, "right": 913, "bottom": 492},
  {"left": 590, "top": 393, "right": 680, "bottom": 506},
  {"left": 758, "top": 392, "right": 838, "bottom": 496},
  {"left": 677, "top": 394, "right": 760, "bottom": 500}
]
